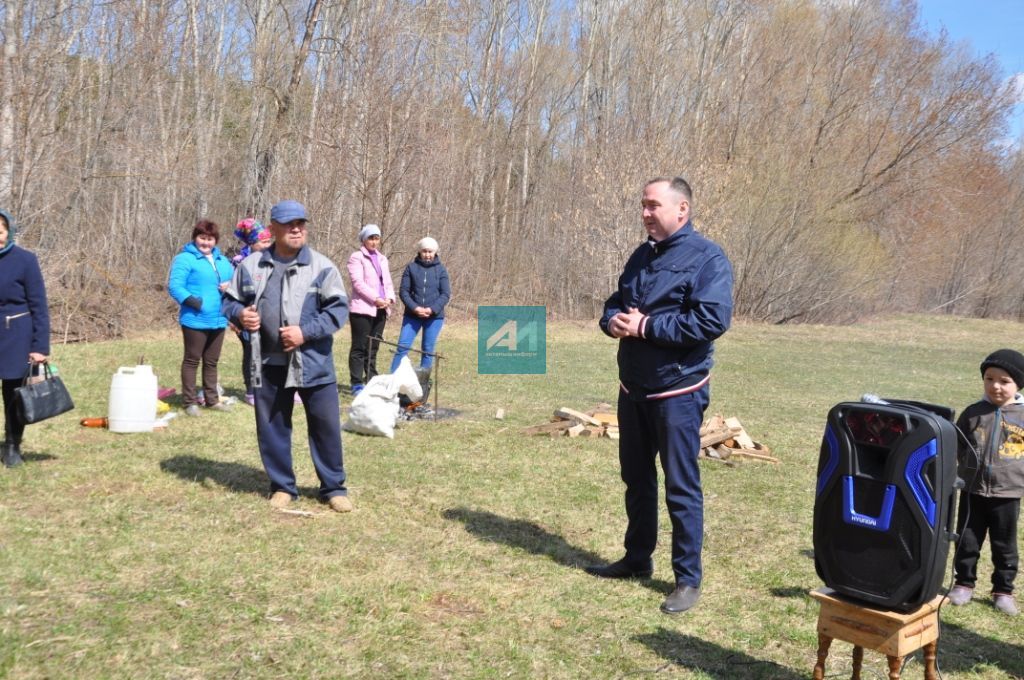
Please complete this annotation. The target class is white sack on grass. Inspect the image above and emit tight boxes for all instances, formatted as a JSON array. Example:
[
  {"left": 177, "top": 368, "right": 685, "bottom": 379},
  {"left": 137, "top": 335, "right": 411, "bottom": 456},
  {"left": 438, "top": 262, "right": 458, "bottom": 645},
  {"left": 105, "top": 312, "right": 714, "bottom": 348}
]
[
  {"left": 393, "top": 356, "right": 424, "bottom": 402},
  {"left": 344, "top": 377, "right": 400, "bottom": 438},
  {"left": 343, "top": 357, "right": 424, "bottom": 438}
]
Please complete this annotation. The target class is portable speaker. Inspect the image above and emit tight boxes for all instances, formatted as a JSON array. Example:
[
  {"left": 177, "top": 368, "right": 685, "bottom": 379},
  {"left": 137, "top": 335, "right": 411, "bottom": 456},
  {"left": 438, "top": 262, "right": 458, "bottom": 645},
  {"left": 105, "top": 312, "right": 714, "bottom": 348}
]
[{"left": 813, "top": 398, "right": 959, "bottom": 611}]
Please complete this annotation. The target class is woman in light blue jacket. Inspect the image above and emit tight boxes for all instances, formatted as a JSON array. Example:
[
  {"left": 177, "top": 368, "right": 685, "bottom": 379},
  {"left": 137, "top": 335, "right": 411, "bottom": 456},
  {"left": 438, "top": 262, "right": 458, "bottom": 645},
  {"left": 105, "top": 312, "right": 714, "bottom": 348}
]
[{"left": 167, "top": 220, "right": 234, "bottom": 415}]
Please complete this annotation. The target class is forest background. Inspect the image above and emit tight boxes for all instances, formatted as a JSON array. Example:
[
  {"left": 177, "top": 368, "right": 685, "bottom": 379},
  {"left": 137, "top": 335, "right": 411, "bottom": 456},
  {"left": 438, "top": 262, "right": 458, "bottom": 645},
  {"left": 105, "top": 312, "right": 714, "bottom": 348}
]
[{"left": 2, "top": 0, "right": 1024, "bottom": 341}]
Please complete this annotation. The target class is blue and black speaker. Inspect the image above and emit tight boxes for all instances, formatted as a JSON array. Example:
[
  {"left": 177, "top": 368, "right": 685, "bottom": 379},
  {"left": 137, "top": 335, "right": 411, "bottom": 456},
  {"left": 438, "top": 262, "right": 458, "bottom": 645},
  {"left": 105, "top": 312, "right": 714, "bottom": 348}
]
[{"left": 813, "top": 398, "right": 959, "bottom": 611}]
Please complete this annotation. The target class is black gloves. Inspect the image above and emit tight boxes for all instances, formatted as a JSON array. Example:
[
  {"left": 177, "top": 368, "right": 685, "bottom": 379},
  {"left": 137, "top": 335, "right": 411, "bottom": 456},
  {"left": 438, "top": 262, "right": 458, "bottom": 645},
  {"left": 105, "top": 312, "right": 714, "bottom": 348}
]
[{"left": 183, "top": 295, "right": 203, "bottom": 310}]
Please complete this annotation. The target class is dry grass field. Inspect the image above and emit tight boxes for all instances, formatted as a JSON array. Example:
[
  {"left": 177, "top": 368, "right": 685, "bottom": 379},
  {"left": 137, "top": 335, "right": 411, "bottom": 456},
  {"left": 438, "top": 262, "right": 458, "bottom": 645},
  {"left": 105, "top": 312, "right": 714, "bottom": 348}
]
[{"left": 1, "top": 315, "right": 1023, "bottom": 678}]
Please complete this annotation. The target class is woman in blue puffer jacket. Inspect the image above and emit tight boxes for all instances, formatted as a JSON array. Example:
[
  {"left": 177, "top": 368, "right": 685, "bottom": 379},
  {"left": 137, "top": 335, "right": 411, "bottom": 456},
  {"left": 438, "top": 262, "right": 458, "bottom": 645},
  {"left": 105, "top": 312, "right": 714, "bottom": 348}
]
[
  {"left": 167, "top": 220, "right": 234, "bottom": 416},
  {"left": 389, "top": 236, "right": 451, "bottom": 373}
]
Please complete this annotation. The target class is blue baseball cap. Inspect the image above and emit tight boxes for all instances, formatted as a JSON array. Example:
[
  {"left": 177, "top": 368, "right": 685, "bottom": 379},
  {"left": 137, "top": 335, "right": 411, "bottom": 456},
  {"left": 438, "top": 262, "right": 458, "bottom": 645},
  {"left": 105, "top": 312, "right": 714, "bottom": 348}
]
[{"left": 270, "top": 200, "right": 308, "bottom": 224}]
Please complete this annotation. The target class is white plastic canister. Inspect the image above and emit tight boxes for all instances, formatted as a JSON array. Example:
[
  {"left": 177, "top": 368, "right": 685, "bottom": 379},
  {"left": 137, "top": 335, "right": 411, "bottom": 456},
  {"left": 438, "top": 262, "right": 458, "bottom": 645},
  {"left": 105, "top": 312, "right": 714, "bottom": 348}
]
[{"left": 108, "top": 365, "right": 159, "bottom": 433}]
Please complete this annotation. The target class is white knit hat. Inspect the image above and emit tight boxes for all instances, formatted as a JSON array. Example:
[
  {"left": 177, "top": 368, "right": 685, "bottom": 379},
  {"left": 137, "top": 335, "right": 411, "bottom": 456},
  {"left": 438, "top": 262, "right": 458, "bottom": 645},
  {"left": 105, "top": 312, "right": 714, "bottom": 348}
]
[
  {"left": 359, "top": 223, "right": 381, "bottom": 242},
  {"left": 417, "top": 236, "right": 439, "bottom": 252}
]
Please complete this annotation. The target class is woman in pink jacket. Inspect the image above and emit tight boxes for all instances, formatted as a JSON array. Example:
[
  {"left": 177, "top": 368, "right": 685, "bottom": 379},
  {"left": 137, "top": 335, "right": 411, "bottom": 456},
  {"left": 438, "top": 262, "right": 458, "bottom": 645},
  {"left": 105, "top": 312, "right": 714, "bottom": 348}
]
[{"left": 346, "top": 224, "right": 395, "bottom": 395}]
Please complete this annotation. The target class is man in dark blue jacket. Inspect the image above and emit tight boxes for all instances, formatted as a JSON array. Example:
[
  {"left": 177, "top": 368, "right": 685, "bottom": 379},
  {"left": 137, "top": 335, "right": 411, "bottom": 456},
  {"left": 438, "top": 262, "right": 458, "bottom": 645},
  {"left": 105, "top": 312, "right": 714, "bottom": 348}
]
[{"left": 587, "top": 177, "right": 733, "bottom": 614}]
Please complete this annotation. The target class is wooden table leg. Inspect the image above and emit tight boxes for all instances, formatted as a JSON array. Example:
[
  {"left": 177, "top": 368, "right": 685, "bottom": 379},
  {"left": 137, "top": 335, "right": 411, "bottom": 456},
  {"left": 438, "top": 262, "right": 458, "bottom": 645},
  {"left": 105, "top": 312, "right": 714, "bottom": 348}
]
[
  {"left": 922, "top": 641, "right": 938, "bottom": 680},
  {"left": 851, "top": 645, "right": 863, "bottom": 679},
  {"left": 886, "top": 654, "right": 902, "bottom": 680},
  {"left": 813, "top": 632, "right": 832, "bottom": 680}
]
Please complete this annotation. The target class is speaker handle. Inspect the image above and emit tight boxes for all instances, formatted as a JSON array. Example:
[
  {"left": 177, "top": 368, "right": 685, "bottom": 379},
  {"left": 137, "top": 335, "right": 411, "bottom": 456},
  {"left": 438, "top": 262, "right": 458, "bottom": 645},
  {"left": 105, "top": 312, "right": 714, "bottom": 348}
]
[
  {"left": 945, "top": 478, "right": 964, "bottom": 541},
  {"left": 842, "top": 476, "right": 896, "bottom": 532}
]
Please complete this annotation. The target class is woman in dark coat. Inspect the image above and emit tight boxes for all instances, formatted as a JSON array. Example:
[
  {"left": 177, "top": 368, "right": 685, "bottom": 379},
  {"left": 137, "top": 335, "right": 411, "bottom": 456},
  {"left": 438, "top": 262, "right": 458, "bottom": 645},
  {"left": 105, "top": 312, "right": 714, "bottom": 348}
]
[
  {"left": 389, "top": 237, "right": 450, "bottom": 374},
  {"left": 0, "top": 208, "right": 50, "bottom": 468}
]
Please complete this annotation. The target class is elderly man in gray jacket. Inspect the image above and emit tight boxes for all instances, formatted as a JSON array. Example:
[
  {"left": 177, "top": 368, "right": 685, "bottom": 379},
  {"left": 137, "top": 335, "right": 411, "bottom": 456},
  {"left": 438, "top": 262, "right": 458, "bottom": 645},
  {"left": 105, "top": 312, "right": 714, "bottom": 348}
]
[{"left": 222, "top": 200, "right": 352, "bottom": 512}]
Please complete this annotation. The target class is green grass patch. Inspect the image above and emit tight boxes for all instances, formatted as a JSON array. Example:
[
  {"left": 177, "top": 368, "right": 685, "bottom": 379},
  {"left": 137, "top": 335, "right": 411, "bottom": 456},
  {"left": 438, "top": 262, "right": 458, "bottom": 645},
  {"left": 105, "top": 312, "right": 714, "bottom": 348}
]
[{"left": 1, "top": 315, "right": 1022, "bottom": 678}]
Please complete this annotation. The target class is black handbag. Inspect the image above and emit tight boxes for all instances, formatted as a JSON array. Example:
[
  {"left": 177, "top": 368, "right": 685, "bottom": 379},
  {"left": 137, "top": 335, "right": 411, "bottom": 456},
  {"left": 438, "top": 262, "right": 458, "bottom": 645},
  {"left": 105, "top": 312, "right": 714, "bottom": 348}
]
[{"left": 15, "top": 362, "right": 75, "bottom": 424}]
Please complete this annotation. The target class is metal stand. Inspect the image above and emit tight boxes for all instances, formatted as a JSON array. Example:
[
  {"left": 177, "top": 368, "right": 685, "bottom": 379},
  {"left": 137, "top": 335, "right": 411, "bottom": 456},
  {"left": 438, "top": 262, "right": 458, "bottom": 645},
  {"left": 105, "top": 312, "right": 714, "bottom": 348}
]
[{"left": 369, "top": 335, "right": 444, "bottom": 420}]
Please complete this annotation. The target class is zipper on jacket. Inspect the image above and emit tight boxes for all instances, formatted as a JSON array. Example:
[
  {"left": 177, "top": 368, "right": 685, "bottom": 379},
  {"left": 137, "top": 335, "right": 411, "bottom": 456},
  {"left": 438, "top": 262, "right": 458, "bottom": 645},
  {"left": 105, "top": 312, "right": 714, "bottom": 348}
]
[
  {"left": 5, "top": 311, "right": 29, "bottom": 329},
  {"left": 206, "top": 253, "right": 222, "bottom": 280},
  {"left": 986, "top": 407, "right": 1003, "bottom": 494}
]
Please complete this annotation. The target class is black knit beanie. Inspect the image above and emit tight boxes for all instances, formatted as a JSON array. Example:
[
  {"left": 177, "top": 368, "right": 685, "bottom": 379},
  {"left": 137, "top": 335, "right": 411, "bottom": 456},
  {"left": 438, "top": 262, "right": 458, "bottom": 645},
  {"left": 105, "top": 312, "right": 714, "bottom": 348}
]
[{"left": 980, "top": 349, "right": 1024, "bottom": 388}]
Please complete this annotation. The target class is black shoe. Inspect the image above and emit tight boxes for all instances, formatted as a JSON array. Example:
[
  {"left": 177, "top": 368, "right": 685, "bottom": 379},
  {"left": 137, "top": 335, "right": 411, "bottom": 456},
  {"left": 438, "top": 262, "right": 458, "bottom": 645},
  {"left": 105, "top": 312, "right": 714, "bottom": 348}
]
[
  {"left": 2, "top": 442, "right": 23, "bottom": 468},
  {"left": 584, "top": 558, "right": 653, "bottom": 579},
  {"left": 660, "top": 584, "right": 701, "bottom": 614}
]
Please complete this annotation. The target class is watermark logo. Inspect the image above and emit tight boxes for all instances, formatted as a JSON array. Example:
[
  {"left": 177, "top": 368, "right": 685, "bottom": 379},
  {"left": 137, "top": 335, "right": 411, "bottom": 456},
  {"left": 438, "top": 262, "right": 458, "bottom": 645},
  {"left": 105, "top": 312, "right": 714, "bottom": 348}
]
[{"left": 478, "top": 306, "right": 546, "bottom": 374}]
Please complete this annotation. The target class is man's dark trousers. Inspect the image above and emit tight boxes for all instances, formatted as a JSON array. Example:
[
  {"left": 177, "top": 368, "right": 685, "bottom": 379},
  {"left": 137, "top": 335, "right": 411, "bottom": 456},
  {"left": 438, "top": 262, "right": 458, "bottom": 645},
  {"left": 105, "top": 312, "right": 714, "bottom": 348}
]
[
  {"left": 255, "top": 364, "right": 347, "bottom": 500},
  {"left": 618, "top": 383, "right": 710, "bottom": 587}
]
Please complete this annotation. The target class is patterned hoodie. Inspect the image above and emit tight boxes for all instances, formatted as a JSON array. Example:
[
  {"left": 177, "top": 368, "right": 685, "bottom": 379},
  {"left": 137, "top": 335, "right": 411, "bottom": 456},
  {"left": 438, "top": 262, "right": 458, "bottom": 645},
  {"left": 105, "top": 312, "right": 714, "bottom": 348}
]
[{"left": 957, "top": 394, "right": 1024, "bottom": 498}]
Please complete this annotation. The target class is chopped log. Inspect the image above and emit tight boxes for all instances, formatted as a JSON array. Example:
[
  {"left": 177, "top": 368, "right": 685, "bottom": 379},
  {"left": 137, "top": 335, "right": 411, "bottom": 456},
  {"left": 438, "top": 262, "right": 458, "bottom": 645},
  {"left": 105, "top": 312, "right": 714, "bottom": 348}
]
[
  {"left": 700, "top": 414, "right": 726, "bottom": 436},
  {"left": 566, "top": 424, "right": 587, "bottom": 437},
  {"left": 724, "top": 417, "right": 756, "bottom": 449},
  {"left": 726, "top": 447, "right": 780, "bottom": 463},
  {"left": 523, "top": 420, "right": 576, "bottom": 436},
  {"left": 699, "top": 427, "right": 735, "bottom": 449},
  {"left": 713, "top": 444, "right": 733, "bottom": 460},
  {"left": 579, "top": 426, "right": 604, "bottom": 437},
  {"left": 554, "top": 408, "right": 602, "bottom": 427},
  {"left": 591, "top": 412, "right": 619, "bottom": 426},
  {"left": 605, "top": 428, "right": 620, "bottom": 440}
]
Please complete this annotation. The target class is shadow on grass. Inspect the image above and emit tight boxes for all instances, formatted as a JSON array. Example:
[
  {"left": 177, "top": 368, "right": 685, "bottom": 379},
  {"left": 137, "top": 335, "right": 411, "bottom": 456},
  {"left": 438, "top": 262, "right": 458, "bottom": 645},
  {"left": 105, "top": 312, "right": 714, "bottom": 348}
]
[
  {"left": 636, "top": 629, "right": 805, "bottom": 680},
  {"left": 222, "top": 385, "right": 248, "bottom": 401},
  {"left": 936, "top": 620, "right": 1024, "bottom": 677},
  {"left": 442, "top": 507, "right": 673, "bottom": 593},
  {"left": 21, "top": 452, "right": 57, "bottom": 463},
  {"left": 769, "top": 587, "right": 810, "bottom": 599},
  {"left": 160, "top": 454, "right": 319, "bottom": 498}
]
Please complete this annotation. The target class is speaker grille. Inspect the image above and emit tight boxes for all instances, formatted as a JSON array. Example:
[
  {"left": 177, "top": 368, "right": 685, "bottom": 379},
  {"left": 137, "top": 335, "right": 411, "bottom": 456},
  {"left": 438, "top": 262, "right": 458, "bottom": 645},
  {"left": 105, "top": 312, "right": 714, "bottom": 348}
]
[{"left": 820, "top": 483, "right": 922, "bottom": 599}]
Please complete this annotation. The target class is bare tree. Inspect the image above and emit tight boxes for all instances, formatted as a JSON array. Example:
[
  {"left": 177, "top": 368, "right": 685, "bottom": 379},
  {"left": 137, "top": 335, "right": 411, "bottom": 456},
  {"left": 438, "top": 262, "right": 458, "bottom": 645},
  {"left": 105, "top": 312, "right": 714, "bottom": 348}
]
[{"left": 1, "top": 0, "right": 1022, "bottom": 340}]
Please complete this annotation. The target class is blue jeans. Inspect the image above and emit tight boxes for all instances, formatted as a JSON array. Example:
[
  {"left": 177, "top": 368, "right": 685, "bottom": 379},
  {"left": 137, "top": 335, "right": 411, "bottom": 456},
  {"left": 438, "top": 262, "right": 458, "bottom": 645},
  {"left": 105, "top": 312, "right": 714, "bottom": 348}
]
[{"left": 390, "top": 315, "right": 444, "bottom": 372}]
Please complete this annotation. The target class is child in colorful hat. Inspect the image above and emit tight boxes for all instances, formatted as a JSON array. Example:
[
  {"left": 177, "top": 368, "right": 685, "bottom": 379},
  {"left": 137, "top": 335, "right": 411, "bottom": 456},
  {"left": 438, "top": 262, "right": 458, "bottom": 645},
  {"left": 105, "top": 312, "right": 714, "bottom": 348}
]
[{"left": 232, "top": 218, "right": 272, "bottom": 265}]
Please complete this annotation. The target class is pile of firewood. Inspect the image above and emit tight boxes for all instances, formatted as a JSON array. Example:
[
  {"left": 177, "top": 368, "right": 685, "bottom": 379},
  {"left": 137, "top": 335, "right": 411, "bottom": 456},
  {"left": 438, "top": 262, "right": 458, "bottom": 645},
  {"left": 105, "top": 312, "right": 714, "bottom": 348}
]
[
  {"left": 699, "top": 414, "right": 778, "bottom": 463},
  {"left": 523, "top": 407, "right": 778, "bottom": 463},
  {"left": 522, "top": 404, "right": 620, "bottom": 439}
]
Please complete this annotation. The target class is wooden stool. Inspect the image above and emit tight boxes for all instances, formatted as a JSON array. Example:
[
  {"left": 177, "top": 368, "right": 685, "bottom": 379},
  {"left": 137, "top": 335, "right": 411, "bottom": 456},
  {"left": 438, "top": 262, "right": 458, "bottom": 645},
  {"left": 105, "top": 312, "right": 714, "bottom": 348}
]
[{"left": 810, "top": 588, "right": 941, "bottom": 680}]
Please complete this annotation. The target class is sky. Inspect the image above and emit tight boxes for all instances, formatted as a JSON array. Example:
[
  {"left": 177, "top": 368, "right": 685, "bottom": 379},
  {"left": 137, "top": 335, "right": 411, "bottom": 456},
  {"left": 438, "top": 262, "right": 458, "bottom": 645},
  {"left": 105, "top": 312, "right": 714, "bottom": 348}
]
[{"left": 916, "top": 0, "right": 1024, "bottom": 144}]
